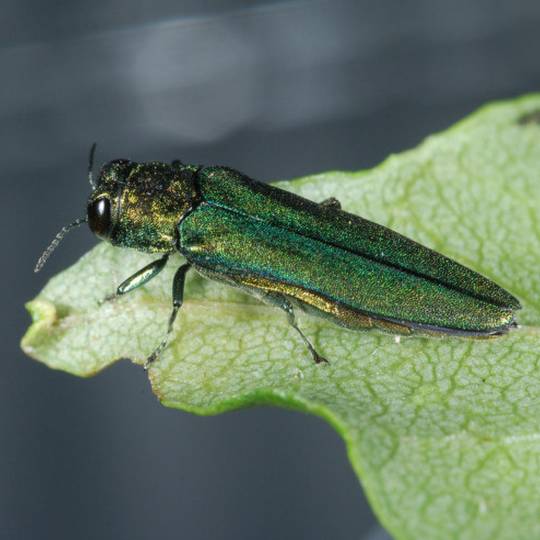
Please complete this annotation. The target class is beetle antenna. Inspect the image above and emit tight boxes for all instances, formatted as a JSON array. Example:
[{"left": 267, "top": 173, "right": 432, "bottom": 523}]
[
  {"left": 34, "top": 217, "right": 88, "bottom": 273},
  {"left": 88, "top": 142, "right": 97, "bottom": 189}
]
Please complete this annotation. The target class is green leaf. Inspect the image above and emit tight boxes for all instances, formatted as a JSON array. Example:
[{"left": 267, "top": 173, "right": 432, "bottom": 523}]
[{"left": 22, "top": 95, "right": 540, "bottom": 540}]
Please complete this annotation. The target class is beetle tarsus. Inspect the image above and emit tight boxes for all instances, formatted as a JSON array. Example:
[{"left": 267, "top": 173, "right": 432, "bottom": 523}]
[
  {"left": 98, "top": 292, "right": 120, "bottom": 306},
  {"left": 311, "top": 349, "right": 328, "bottom": 364}
]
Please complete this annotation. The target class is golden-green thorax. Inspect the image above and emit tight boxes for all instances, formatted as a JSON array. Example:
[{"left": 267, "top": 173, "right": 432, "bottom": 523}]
[{"left": 87, "top": 160, "right": 199, "bottom": 253}]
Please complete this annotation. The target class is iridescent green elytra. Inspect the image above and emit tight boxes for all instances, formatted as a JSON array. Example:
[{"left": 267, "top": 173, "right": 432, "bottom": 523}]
[{"left": 36, "top": 146, "right": 521, "bottom": 366}]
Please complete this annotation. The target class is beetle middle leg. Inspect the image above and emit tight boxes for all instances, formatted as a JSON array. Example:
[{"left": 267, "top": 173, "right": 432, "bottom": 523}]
[
  {"left": 144, "top": 262, "right": 191, "bottom": 369},
  {"left": 272, "top": 294, "right": 328, "bottom": 364}
]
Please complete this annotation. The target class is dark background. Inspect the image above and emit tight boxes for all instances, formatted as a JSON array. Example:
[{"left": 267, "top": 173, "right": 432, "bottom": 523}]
[{"left": 3, "top": 1, "right": 539, "bottom": 539}]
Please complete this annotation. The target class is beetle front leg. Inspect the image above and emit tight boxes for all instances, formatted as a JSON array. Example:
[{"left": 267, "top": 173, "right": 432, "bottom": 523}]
[
  {"left": 278, "top": 296, "right": 328, "bottom": 365},
  {"left": 144, "top": 262, "right": 191, "bottom": 369},
  {"left": 101, "top": 254, "right": 170, "bottom": 303},
  {"left": 100, "top": 254, "right": 170, "bottom": 304}
]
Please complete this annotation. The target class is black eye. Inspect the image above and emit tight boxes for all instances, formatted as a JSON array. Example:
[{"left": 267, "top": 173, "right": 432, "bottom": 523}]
[{"left": 88, "top": 197, "right": 112, "bottom": 238}]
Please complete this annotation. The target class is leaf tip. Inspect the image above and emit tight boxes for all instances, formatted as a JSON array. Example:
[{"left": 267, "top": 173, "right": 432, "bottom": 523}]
[{"left": 20, "top": 299, "right": 59, "bottom": 356}]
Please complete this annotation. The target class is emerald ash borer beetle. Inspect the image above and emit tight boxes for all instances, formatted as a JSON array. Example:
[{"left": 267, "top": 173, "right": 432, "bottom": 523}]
[{"left": 35, "top": 144, "right": 520, "bottom": 367}]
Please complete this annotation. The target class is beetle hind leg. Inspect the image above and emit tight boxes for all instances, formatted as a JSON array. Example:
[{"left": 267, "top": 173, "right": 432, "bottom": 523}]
[
  {"left": 320, "top": 197, "right": 341, "bottom": 211},
  {"left": 272, "top": 295, "right": 328, "bottom": 365}
]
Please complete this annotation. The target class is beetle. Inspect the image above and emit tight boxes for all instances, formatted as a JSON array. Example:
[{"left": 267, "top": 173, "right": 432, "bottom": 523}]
[{"left": 35, "top": 145, "right": 520, "bottom": 367}]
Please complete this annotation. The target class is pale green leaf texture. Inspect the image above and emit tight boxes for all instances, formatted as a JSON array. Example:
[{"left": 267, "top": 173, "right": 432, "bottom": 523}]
[{"left": 22, "top": 96, "right": 540, "bottom": 540}]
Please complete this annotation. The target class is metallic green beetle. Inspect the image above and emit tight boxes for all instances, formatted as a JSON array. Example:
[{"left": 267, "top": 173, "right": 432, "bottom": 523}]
[{"left": 36, "top": 145, "right": 520, "bottom": 366}]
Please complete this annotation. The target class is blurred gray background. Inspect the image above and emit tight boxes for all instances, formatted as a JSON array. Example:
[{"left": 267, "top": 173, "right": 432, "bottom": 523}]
[{"left": 3, "top": 1, "right": 540, "bottom": 539}]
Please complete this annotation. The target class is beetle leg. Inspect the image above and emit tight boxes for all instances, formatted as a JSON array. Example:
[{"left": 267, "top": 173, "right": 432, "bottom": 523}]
[
  {"left": 320, "top": 197, "right": 341, "bottom": 210},
  {"left": 278, "top": 296, "right": 328, "bottom": 365},
  {"left": 100, "top": 254, "right": 170, "bottom": 303},
  {"left": 144, "top": 262, "right": 191, "bottom": 369}
]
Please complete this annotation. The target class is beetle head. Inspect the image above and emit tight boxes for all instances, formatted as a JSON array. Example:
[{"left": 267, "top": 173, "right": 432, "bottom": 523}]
[{"left": 35, "top": 145, "right": 198, "bottom": 273}]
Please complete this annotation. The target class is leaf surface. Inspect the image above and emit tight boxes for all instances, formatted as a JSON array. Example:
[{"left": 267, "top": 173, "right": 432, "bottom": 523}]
[{"left": 22, "top": 95, "right": 540, "bottom": 540}]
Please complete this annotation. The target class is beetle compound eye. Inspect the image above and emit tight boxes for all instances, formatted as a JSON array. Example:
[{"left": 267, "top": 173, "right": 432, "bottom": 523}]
[{"left": 88, "top": 197, "right": 112, "bottom": 239}]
